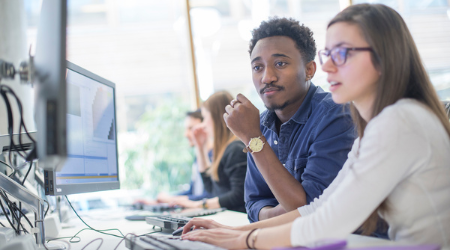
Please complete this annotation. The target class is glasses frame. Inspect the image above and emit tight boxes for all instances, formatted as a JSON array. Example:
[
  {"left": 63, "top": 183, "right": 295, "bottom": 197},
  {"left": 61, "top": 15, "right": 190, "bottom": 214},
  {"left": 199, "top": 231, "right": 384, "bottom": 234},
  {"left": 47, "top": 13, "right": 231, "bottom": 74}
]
[{"left": 318, "top": 47, "right": 374, "bottom": 66}]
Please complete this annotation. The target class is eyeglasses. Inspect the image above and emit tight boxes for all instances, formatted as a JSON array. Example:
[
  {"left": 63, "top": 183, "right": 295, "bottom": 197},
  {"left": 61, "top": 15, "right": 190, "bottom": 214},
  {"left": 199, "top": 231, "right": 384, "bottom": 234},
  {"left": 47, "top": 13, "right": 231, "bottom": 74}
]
[{"left": 318, "top": 47, "right": 374, "bottom": 66}]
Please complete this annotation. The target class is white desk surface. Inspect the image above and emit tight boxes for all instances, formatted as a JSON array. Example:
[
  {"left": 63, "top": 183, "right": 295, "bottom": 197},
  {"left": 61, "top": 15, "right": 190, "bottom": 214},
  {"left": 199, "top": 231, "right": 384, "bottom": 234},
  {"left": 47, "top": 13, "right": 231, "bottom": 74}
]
[{"left": 49, "top": 209, "right": 402, "bottom": 250}]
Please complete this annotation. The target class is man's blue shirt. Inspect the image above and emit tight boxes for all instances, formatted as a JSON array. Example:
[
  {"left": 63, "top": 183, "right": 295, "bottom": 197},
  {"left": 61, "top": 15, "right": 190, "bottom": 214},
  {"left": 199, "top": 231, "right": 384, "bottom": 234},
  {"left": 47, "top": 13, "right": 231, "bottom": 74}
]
[{"left": 244, "top": 83, "right": 356, "bottom": 222}]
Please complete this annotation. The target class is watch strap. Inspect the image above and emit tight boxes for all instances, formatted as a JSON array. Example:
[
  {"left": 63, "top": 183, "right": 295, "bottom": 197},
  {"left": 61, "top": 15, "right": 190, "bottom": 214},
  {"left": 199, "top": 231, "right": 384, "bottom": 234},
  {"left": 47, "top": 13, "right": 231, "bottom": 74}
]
[{"left": 243, "top": 135, "right": 266, "bottom": 153}]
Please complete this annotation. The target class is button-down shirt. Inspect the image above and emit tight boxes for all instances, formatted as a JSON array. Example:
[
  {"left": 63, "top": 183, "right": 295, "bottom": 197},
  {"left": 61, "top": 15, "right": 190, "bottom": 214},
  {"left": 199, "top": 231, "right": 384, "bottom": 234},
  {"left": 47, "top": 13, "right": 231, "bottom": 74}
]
[{"left": 244, "top": 83, "right": 356, "bottom": 222}]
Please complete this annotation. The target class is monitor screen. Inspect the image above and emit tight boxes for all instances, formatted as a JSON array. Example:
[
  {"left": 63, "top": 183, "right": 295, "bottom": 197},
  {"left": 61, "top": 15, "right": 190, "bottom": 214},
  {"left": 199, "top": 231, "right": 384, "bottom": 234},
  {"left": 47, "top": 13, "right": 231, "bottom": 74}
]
[{"left": 44, "top": 61, "right": 120, "bottom": 195}]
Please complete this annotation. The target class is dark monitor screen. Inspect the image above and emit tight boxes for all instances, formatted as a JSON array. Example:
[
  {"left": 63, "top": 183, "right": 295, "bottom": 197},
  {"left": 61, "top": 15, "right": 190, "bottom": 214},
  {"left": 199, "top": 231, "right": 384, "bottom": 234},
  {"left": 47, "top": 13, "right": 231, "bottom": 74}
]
[
  {"left": 44, "top": 61, "right": 119, "bottom": 195},
  {"left": 34, "top": 0, "right": 67, "bottom": 169}
]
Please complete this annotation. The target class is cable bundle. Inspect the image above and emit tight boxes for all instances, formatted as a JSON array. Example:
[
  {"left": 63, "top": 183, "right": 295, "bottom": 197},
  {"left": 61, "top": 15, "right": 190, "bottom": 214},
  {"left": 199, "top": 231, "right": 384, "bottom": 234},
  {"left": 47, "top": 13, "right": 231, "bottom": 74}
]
[{"left": 0, "top": 83, "right": 41, "bottom": 236}]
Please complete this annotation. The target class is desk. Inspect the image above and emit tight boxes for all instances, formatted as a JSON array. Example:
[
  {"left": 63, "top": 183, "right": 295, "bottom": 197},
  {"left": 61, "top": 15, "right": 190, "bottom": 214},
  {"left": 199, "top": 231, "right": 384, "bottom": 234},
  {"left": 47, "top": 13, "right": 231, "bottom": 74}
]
[
  {"left": 53, "top": 209, "right": 250, "bottom": 249},
  {"left": 53, "top": 209, "right": 401, "bottom": 250}
]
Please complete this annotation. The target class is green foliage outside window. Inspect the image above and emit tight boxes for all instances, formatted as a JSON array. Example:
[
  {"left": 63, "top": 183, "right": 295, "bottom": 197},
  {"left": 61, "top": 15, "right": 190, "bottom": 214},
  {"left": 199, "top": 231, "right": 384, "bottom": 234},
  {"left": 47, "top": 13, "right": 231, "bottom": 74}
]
[{"left": 120, "top": 96, "right": 194, "bottom": 198}]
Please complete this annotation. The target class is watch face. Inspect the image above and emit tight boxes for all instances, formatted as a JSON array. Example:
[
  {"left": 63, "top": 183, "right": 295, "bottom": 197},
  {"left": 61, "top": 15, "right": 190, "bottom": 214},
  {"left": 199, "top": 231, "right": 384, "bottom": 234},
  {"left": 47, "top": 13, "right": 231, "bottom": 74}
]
[{"left": 249, "top": 137, "right": 264, "bottom": 152}]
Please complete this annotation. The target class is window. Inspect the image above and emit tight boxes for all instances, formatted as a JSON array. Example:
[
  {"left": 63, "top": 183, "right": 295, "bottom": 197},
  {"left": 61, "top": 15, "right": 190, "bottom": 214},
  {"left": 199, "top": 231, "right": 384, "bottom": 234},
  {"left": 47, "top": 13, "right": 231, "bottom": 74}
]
[{"left": 354, "top": 0, "right": 450, "bottom": 100}]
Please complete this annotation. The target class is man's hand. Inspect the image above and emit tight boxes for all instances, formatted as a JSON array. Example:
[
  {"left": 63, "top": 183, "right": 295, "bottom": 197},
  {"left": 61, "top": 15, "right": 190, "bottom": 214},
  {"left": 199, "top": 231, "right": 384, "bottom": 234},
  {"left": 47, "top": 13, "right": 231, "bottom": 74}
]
[
  {"left": 157, "top": 193, "right": 189, "bottom": 204},
  {"left": 171, "top": 199, "right": 202, "bottom": 209},
  {"left": 224, "top": 94, "right": 262, "bottom": 144}
]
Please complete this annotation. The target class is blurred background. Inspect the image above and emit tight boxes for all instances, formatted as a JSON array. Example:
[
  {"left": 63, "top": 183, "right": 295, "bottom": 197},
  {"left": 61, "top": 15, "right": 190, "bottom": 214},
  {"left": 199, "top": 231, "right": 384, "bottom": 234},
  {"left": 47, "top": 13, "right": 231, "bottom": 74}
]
[{"left": 14, "top": 0, "right": 450, "bottom": 201}]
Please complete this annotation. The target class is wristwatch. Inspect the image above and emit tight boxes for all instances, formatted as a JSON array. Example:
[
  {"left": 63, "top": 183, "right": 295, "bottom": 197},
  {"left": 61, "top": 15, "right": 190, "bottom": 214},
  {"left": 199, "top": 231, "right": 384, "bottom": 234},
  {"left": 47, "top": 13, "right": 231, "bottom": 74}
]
[
  {"left": 202, "top": 198, "right": 209, "bottom": 209},
  {"left": 243, "top": 135, "right": 266, "bottom": 154}
]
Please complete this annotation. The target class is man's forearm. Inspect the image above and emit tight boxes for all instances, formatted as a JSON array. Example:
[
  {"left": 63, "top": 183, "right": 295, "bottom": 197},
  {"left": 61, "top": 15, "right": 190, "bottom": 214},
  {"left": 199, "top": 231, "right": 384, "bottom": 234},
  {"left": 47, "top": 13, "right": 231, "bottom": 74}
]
[
  {"left": 259, "top": 205, "right": 287, "bottom": 221},
  {"left": 250, "top": 145, "right": 308, "bottom": 211}
]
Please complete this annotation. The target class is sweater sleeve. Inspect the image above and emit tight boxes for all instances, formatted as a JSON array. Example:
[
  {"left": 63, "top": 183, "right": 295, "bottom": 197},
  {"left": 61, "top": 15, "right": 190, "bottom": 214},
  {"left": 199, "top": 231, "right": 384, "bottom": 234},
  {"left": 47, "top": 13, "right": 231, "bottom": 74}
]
[
  {"left": 200, "top": 172, "right": 213, "bottom": 194},
  {"left": 291, "top": 106, "right": 428, "bottom": 246},
  {"left": 216, "top": 141, "right": 247, "bottom": 210}
]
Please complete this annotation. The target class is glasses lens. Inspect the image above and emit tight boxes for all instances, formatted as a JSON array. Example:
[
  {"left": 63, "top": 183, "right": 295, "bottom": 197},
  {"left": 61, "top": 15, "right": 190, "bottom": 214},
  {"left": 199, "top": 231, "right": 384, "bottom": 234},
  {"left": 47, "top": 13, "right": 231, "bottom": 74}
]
[
  {"left": 318, "top": 50, "right": 328, "bottom": 65},
  {"left": 332, "top": 48, "right": 347, "bottom": 66}
]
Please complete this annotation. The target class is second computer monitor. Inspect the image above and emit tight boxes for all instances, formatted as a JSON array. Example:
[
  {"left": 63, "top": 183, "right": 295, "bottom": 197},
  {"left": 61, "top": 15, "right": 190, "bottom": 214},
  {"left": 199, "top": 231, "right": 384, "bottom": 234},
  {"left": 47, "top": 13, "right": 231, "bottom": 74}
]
[{"left": 44, "top": 61, "right": 119, "bottom": 195}]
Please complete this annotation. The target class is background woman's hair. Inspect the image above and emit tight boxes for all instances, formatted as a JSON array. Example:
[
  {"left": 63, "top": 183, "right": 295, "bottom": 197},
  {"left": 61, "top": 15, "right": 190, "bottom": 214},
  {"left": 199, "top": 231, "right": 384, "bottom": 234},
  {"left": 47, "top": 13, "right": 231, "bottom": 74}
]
[
  {"left": 328, "top": 3, "right": 450, "bottom": 235},
  {"left": 202, "top": 90, "right": 237, "bottom": 181}
]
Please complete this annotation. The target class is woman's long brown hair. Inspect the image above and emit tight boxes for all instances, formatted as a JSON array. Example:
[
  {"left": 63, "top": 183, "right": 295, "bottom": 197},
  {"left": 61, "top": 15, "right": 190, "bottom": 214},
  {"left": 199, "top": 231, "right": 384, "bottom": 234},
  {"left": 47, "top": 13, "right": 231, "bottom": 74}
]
[
  {"left": 328, "top": 3, "right": 450, "bottom": 235},
  {"left": 203, "top": 91, "right": 237, "bottom": 181}
]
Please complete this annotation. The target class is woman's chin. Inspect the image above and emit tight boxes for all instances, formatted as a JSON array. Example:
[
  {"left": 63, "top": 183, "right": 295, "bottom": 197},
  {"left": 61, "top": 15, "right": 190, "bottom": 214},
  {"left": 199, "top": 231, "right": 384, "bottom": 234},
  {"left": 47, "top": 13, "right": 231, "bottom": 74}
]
[{"left": 331, "top": 94, "right": 349, "bottom": 104}]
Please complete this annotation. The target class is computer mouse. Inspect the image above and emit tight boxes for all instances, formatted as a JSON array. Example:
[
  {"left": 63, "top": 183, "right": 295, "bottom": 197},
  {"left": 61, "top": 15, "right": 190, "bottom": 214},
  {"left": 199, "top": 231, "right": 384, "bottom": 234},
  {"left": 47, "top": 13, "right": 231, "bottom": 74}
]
[
  {"left": 172, "top": 226, "right": 193, "bottom": 236},
  {"left": 172, "top": 227, "right": 184, "bottom": 236}
]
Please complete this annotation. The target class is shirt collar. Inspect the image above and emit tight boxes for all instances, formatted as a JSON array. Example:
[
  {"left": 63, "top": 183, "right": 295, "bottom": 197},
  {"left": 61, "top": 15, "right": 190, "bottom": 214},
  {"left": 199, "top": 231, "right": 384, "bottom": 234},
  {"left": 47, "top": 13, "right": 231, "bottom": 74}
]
[{"left": 262, "top": 83, "right": 318, "bottom": 128}]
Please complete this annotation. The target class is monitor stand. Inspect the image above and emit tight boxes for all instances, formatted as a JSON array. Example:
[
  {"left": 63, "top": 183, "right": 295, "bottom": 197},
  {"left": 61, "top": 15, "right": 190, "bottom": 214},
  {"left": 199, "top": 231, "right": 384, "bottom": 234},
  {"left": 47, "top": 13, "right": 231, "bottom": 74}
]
[{"left": 0, "top": 172, "right": 66, "bottom": 250}]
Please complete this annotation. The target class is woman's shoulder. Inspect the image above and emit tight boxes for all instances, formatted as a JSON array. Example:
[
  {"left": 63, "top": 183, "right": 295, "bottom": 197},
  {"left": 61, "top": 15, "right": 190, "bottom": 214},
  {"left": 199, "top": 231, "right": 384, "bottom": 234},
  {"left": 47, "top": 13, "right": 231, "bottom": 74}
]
[
  {"left": 220, "top": 140, "right": 247, "bottom": 169},
  {"left": 225, "top": 140, "right": 246, "bottom": 152},
  {"left": 365, "top": 98, "right": 444, "bottom": 146},
  {"left": 370, "top": 99, "right": 435, "bottom": 129}
]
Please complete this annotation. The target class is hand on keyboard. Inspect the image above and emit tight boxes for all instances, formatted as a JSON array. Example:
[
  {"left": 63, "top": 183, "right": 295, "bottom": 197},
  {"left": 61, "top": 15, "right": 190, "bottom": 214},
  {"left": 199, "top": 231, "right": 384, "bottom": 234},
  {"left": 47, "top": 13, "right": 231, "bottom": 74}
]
[
  {"left": 181, "top": 227, "right": 248, "bottom": 249},
  {"left": 181, "top": 218, "right": 233, "bottom": 234}
]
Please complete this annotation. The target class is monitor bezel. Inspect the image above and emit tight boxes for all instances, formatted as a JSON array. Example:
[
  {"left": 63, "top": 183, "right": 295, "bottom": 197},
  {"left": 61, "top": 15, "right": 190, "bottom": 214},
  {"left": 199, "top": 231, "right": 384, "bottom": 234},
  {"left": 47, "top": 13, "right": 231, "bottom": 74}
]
[{"left": 44, "top": 61, "right": 120, "bottom": 196}]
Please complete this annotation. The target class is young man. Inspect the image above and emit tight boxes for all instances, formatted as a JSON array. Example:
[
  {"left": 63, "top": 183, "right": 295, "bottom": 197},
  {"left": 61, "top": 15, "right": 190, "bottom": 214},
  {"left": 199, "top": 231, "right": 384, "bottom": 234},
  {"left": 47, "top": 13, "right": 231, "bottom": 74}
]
[{"left": 224, "top": 17, "right": 355, "bottom": 222}]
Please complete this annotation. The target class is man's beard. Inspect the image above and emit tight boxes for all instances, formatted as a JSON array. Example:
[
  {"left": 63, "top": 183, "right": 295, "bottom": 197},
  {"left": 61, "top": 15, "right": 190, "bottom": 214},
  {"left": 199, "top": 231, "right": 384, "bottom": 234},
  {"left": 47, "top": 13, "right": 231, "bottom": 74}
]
[
  {"left": 265, "top": 100, "right": 290, "bottom": 112},
  {"left": 260, "top": 84, "right": 289, "bottom": 112}
]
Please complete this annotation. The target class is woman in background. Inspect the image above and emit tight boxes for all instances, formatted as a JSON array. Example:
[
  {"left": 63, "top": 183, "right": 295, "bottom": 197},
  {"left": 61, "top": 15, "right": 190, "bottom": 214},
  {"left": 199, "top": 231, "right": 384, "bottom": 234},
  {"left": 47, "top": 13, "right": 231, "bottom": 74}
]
[
  {"left": 174, "top": 91, "right": 247, "bottom": 212},
  {"left": 180, "top": 4, "right": 450, "bottom": 249}
]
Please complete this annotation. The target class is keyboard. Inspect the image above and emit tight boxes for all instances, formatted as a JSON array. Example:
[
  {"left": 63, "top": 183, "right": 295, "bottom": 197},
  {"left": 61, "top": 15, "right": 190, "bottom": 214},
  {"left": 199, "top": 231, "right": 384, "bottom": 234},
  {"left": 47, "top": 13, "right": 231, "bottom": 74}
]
[
  {"left": 142, "top": 204, "right": 182, "bottom": 212},
  {"left": 146, "top": 215, "right": 191, "bottom": 231},
  {"left": 126, "top": 208, "right": 226, "bottom": 222},
  {"left": 125, "top": 234, "right": 226, "bottom": 250},
  {"left": 176, "top": 207, "right": 226, "bottom": 217}
]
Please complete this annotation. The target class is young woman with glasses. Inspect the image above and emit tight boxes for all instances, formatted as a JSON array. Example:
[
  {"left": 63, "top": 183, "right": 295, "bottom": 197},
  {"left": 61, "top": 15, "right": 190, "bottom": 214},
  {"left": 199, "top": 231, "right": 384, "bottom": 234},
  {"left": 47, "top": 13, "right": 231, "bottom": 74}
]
[{"left": 180, "top": 4, "right": 450, "bottom": 249}]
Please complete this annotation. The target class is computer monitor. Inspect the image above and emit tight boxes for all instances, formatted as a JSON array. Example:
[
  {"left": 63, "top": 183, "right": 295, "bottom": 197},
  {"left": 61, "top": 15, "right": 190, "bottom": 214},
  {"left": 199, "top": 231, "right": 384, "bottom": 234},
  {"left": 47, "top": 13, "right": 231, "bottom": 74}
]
[
  {"left": 33, "top": 0, "right": 67, "bottom": 170},
  {"left": 44, "top": 61, "right": 120, "bottom": 195}
]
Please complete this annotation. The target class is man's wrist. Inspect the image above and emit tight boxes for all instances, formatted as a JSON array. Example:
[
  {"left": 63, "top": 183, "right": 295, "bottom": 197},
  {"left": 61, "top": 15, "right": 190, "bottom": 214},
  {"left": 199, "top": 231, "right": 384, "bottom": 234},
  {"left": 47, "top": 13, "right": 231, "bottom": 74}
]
[{"left": 242, "top": 131, "right": 263, "bottom": 145}]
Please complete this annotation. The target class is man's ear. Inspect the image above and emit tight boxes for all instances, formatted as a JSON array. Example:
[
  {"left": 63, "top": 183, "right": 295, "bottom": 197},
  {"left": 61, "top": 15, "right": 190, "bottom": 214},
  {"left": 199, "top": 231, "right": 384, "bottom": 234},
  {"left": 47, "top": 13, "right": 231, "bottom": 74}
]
[{"left": 305, "top": 60, "right": 317, "bottom": 79}]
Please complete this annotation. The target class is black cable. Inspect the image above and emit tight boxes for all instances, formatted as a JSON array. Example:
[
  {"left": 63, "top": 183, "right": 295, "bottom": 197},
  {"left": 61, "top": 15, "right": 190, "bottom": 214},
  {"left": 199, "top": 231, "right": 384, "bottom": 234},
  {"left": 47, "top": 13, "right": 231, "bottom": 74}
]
[
  {"left": 0, "top": 85, "right": 36, "bottom": 169},
  {"left": 0, "top": 190, "right": 33, "bottom": 233},
  {"left": 0, "top": 221, "right": 5, "bottom": 227},
  {"left": 0, "top": 191, "right": 20, "bottom": 234},
  {"left": 18, "top": 201, "right": 23, "bottom": 232},
  {"left": 0, "top": 87, "right": 20, "bottom": 166},
  {"left": 8, "top": 169, "right": 16, "bottom": 177},
  {"left": 8, "top": 200, "right": 33, "bottom": 229},
  {"left": 21, "top": 161, "right": 33, "bottom": 186},
  {"left": 0, "top": 198, "right": 17, "bottom": 233},
  {"left": 0, "top": 160, "right": 13, "bottom": 174},
  {"left": 1, "top": 85, "right": 35, "bottom": 147},
  {"left": 0, "top": 191, "right": 30, "bottom": 234},
  {"left": 44, "top": 199, "right": 50, "bottom": 217}
]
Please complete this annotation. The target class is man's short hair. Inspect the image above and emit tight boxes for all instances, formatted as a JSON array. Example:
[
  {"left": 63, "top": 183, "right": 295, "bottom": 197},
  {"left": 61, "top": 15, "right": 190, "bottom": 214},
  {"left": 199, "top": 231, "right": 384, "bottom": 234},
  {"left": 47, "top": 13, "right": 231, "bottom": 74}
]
[
  {"left": 186, "top": 109, "right": 203, "bottom": 121},
  {"left": 249, "top": 17, "right": 317, "bottom": 63}
]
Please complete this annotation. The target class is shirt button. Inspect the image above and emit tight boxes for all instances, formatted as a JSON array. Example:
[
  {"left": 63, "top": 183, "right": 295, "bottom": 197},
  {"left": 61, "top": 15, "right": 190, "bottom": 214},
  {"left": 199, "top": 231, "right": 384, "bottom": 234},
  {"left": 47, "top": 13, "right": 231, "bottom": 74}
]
[
  {"left": 274, "top": 140, "right": 278, "bottom": 145},
  {"left": 283, "top": 164, "right": 285, "bottom": 167}
]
